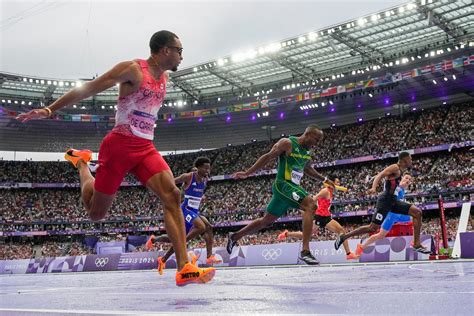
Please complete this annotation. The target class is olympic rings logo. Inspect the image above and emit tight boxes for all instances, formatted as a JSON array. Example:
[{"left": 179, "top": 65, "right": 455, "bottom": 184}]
[
  {"left": 261, "top": 248, "right": 282, "bottom": 261},
  {"left": 95, "top": 257, "right": 109, "bottom": 267}
]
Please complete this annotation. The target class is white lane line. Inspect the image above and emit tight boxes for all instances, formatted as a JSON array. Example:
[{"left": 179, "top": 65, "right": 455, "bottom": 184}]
[{"left": 0, "top": 308, "right": 170, "bottom": 315}]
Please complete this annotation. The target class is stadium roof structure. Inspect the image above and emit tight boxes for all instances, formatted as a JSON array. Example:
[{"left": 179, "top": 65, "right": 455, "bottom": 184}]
[{"left": 0, "top": 0, "right": 473, "bottom": 111}]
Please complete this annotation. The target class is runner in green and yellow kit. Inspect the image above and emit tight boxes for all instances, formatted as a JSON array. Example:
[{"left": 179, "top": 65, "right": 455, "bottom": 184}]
[{"left": 228, "top": 125, "right": 335, "bottom": 264}]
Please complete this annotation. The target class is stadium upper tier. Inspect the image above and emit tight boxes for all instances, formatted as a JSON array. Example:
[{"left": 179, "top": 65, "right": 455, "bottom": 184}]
[{"left": 0, "top": 100, "right": 472, "bottom": 152}]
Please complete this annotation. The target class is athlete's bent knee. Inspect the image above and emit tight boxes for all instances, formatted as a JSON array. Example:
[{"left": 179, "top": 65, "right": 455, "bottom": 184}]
[{"left": 162, "top": 187, "right": 181, "bottom": 210}]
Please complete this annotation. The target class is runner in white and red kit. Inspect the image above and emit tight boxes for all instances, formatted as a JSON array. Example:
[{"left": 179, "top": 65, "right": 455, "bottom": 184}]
[{"left": 16, "top": 30, "right": 215, "bottom": 286}]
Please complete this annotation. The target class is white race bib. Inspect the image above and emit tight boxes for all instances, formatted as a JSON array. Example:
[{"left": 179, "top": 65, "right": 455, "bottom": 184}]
[
  {"left": 291, "top": 169, "right": 304, "bottom": 185},
  {"left": 187, "top": 198, "right": 202, "bottom": 209},
  {"left": 129, "top": 110, "right": 156, "bottom": 140}
]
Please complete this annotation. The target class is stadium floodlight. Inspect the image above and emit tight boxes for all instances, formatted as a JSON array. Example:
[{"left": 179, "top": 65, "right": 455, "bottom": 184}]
[
  {"left": 75, "top": 81, "right": 82, "bottom": 87},
  {"left": 291, "top": 83, "right": 296, "bottom": 88},
  {"left": 217, "top": 59, "right": 225, "bottom": 66},
  {"left": 28, "top": 102, "right": 32, "bottom": 105},
  {"left": 371, "top": 15, "right": 379, "bottom": 22},
  {"left": 407, "top": 3, "right": 416, "bottom": 10},
  {"left": 395, "top": 60, "right": 400, "bottom": 65},
  {"left": 308, "top": 32, "right": 317, "bottom": 41},
  {"left": 430, "top": 51, "right": 435, "bottom": 57},
  {"left": 331, "top": 123, "right": 336, "bottom": 127},
  {"left": 452, "top": 74, "right": 456, "bottom": 80},
  {"left": 81, "top": 106, "right": 86, "bottom": 109},
  {"left": 21, "top": 101, "right": 25, "bottom": 105},
  {"left": 368, "top": 93, "right": 373, "bottom": 98},
  {"left": 447, "top": 47, "right": 451, "bottom": 52},
  {"left": 14, "top": 100, "right": 18, "bottom": 104},
  {"left": 298, "top": 36, "right": 306, "bottom": 43},
  {"left": 194, "top": 100, "right": 198, "bottom": 105},
  {"left": 399, "top": 6, "right": 405, "bottom": 13},
  {"left": 432, "top": 79, "right": 437, "bottom": 84},
  {"left": 29, "top": 79, "right": 33, "bottom": 83},
  {"left": 357, "top": 18, "right": 365, "bottom": 26},
  {"left": 193, "top": 67, "right": 198, "bottom": 72},
  {"left": 7, "top": 100, "right": 11, "bottom": 103},
  {"left": 114, "top": 106, "right": 117, "bottom": 110},
  {"left": 265, "top": 43, "right": 281, "bottom": 53},
  {"left": 352, "top": 70, "right": 356, "bottom": 75},
  {"left": 177, "top": 100, "right": 183, "bottom": 107},
  {"left": 329, "top": 100, "right": 333, "bottom": 105},
  {"left": 443, "top": 77, "right": 448, "bottom": 82},
  {"left": 358, "top": 118, "right": 363, "bottom": 122},
  {"left": 59, "top": 81, "right": 64, "bottom": 87},
  {"left": 23, "top": 78, "right": 27, "bottom": 82},
  {"left": 442, "top": 101, "right": 447, "bottom": 105},
  {"left": 70, "top": 82, "right": 75, "bottom": 87},
  {"left": 47, "top": 81, "right": 52, "bottom": 85},
  {"left": 417, "top": 55, "right": 422, "bottom": 59},
  {"left": 101, "top": 105, "right": 105, "bottom": 109},
  {"left": 385, "top": 11, "right": 391, "bottom": 17},
  {"left": 321, "top": 102, "right": 326, "bottom": 107},
  {"left": 73, "top": 105, "right": 77, "bottom": 108}
]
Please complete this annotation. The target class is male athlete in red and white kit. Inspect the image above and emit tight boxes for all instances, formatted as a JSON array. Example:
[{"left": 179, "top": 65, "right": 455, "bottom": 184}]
[
  {"left": 16, "top": 30, "right": 215, "bottom": 286},
  {"left": 278, "top": 178, "right": 358, "bottom": 260}
]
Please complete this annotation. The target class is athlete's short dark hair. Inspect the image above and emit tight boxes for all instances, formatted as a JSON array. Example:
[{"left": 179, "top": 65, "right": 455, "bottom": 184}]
[
  {"left": 194, "top": 157, "right": 211, "bottom": 168},
  {"left": 150, "top": 30, "right": 179, "bottom": 54},
  {"left": 398, "top": 151, "right": 411, "bottom": 161}
]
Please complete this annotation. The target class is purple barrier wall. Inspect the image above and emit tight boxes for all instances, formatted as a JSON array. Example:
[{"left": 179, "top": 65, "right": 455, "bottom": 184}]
[
  {"left": 0, "top": 235, "right": 433, "bottom": 274},
  {"left": 460, "top": 232, "right": 474, "bottom": 259}
]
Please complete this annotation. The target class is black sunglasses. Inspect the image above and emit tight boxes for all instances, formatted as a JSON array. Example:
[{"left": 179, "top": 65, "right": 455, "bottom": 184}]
[{"left": 167, "top": 46, "right": 183, "bottom": 55}]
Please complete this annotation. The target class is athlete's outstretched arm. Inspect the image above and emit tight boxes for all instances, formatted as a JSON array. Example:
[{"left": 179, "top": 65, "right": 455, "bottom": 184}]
[
  {"left": 304, "top": 161, "right": 335, "bottom": 187},
  {"left": 233, "top": 138, "right": 292, "bottom": 179},
  {"left": 368, "top": 164, "right": 398, "bottom": 194},
  {"left": 16, "top": 61, "right": 137, "bottom": 122},
  {"left": 174, "top": 172, "right": 192, "bottom": 186}
]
